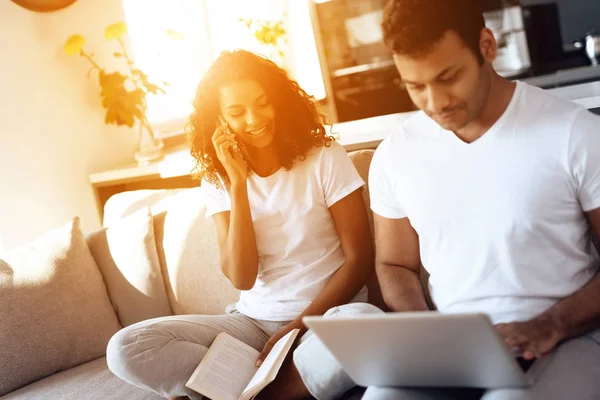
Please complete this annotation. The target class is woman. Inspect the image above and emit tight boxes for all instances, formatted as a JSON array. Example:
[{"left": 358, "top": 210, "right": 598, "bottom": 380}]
[{"left": 107, "top": 50, "right": 375, "bottom": 400}]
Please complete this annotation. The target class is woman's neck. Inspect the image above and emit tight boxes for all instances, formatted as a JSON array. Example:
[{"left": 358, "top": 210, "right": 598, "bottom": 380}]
[{"left": 244, "top": 143, "right": 281, "bottom": 178}]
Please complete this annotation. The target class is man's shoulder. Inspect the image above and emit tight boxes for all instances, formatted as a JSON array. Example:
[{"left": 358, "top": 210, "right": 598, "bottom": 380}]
[
  {"left": 377, "top": 111, "right": 437, "bottom": 151},
  {"left": 517, "top": 82, "right": 584, "bottom": 118}
]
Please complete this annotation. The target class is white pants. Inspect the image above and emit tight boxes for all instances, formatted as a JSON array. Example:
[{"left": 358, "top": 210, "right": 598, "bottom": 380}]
[
  {"left": 106, "top": 302, "right": 381, "bottom": 399},
  {"left": 108, "top": 302, "right": 600, "bottom": 400}
]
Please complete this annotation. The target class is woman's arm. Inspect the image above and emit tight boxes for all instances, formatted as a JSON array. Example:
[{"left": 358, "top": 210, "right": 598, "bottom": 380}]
[
  {"left": 294, "top": 189, "right": 373, "bottom": 325},
  {"left": 211, "top": 182, "right": 259, "bottom": 290},
  {"left": 286, "top": 189, "right": 374, "bottom": 331},
  {"left": 256, "top": 189, "right": 373, "bottom": 363},
  {"left": 210, "top": 123, "right": 259, "bottom": 290}
]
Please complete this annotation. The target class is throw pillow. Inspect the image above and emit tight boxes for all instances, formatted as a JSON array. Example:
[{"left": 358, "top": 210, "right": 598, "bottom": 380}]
[
  {"left": 86, "top": 207, "right": 172, "bottom": 327},
  {"left": 0, "top": 217, "right": 121, "bottom": 396}
]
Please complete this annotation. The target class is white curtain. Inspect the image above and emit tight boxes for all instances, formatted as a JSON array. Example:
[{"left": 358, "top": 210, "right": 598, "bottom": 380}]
[{"left": 122, "top": 0, "right": 325, "bottom": 133}]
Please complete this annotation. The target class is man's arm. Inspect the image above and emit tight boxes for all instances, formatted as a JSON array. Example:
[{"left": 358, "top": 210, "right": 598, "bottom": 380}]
[
  {"left": 374, "top": 213, "right": 429, "bottom": 312},
  {"left": 539, "top": 207, "right": 600, "bottom": 338},
  {"left": 496, "top": 207, "right": 600, "bottom": 359}
]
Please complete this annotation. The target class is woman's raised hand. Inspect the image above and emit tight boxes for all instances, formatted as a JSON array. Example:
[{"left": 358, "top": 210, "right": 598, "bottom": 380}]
[{"left": 212, "top": 122, "right": 248, "bottom": 186}]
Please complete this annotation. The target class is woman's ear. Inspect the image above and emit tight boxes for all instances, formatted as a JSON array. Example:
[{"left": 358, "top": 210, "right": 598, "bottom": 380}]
[{"left": 479, "top": 28, "right": 497, "bottom": 64}]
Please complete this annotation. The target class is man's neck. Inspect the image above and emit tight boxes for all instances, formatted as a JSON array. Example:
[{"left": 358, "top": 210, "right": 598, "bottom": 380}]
[{"left": 455, "top": 72, "right": 516, "bottom": 144}]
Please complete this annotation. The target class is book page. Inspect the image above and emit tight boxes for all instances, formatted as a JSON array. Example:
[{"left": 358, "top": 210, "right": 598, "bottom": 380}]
[
  {"left": 240, "top": 329, "right": 300, "bottom": 400},
  {"left": 186, "top": 332, "right": 260, "bottom": 400}
]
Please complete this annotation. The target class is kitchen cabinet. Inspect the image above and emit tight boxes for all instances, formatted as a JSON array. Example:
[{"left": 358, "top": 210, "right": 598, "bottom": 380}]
[{"left": 308, "top": 0, "right": 416, "bottom": 123}]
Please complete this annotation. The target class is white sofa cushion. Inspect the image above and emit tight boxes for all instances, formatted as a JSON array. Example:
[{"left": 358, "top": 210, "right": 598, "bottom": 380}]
[
  {"left": 348, "top": 149, "right": 375, "bottom": 236},
  {"left": 102, "top": 188, "right": 188, "bottom": 227},
  {"left": 86, "top": 208, "right": 172, "bottom": 327},
  {"left": 0, "top": 357, "right": 162, "bottom": 400},
  {"left": 0, "top": 217, "right": 121, "bottom": 396},
  {"left": 153, "top": 188, "right": 240, "bottom": 315},
  {"left": 103, "top": 188, "right": 241, "bottom": 315}
]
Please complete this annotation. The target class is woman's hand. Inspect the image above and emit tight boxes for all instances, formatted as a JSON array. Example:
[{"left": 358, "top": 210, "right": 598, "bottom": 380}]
[
  {"left": 212, "top": 122, "right": 248, "bottom": 186},
  {"left": 256, "top": 324, "right": 303, "bottom": 367}
]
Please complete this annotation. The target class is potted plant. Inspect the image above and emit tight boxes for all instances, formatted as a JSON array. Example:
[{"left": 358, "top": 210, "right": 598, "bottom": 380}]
[{"left": 63, "top": 22, "right": 181, "bottom": 165}]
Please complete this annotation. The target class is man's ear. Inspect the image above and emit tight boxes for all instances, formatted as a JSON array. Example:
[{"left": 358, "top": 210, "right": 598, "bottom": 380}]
[{"left": 479, "top": 28, "right": 497, "bottom": 64}]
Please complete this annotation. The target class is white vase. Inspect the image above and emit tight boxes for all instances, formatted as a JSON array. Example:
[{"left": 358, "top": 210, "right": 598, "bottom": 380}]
[{"left": 134, "top": 122, "right": 164, "bottom": 166}]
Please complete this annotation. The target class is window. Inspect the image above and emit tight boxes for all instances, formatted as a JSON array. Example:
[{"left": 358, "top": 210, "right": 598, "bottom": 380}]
[{"left": 122, "top": 0, "right": 325, "bottom": 134}]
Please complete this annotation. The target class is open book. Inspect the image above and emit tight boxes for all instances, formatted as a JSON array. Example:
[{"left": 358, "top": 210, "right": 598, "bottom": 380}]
[{"left": 186, "top": 329, "right": 300, "bottom": 400}]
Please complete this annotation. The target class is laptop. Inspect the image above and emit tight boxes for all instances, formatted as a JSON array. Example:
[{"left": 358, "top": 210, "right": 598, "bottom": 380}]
[{"left": 302, "top": 312, "right": 551, "bottom": 389}]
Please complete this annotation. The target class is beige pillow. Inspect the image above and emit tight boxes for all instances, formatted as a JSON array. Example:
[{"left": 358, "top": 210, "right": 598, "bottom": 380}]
[
  {"left": 152, "top": 189, "right": 240, "bottom": 316},
  {"left": 0, "top": 217, "right": 121, "bottom": 396},
  {"left": 348, "top": 149, "right": 375, "bottom": 237},
  {"left": 102, "top": 188, "right": 188, "bottom": 227},
  {"left": 87, "top": 208, "right": 172, "bottom": 327}
]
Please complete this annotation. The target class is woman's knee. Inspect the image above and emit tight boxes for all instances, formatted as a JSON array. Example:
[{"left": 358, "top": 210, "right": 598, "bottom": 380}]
[
  {"left": 106, "top": 326, "right": 137, "bottom": 379},
  {"left": 106, "top": 320, "right": 172, "bottom": 381}
]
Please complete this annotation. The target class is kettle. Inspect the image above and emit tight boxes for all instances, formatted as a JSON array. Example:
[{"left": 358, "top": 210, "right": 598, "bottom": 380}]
[{"left": 574, "top": 32, "right": 600, "bottom": 66}]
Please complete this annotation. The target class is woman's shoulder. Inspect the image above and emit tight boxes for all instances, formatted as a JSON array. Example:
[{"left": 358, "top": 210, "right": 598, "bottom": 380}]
[
  {"left": 311, "top": 140, "right": 348, "bottom": 163},
  {"left": 199, "top": 176, "right": 229, "bottom": 196},
  {"left": 286, "top": 140, "right": 350, "bottom": 176}
]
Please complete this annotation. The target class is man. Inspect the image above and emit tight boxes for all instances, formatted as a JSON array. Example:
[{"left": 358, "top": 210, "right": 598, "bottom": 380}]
[
  {"left": 261, "top": 1, "right": 600, "bottom": 399},
  {"left": 361, "top": 0, "right": 600, "bottom": 399}
]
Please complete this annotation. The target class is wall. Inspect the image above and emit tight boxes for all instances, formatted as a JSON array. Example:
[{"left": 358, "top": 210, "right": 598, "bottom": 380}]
[{"left": 0, "top": 0, "right": 140, "bottom": 251}]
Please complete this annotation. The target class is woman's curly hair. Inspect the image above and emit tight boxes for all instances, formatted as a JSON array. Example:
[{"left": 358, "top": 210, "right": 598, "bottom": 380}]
[{"left": 187, "top": 49, "right": 333, "bottom": 186}]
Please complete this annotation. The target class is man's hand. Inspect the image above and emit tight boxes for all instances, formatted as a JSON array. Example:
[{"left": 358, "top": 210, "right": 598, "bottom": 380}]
[{"left": 495, "top": 315, "right": 567, "bottom": 360}]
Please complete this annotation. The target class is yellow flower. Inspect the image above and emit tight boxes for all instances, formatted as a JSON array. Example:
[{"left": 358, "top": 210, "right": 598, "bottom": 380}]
[
  {"left": 165, "top": 29, "right": 184, "bottom": 40},
  {"left": 63, "top": 34, "right": 86, "bottom": 56},
  {"left": 105, "top": 22, "right": 128, "bottom": 41}
]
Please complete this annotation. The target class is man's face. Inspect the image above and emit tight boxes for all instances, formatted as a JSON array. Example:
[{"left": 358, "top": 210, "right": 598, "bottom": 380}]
[{"left": 394, "top": 30, "right": 491, "bottom": 131}]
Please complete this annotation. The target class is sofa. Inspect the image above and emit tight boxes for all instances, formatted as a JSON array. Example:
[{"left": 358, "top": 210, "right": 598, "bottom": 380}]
[{"left": 0, "top": 148, "right": 381, "bottom": 399}]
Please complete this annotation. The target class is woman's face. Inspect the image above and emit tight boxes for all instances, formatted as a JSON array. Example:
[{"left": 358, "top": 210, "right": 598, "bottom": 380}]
[{"left": 218, "top": 79, "right": 276, "bottom": 149}]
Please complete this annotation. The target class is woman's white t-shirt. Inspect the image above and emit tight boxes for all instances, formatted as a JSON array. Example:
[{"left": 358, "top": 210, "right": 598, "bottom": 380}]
[{"left": 200, "top": 141, "right": 367, "bottom": 321}]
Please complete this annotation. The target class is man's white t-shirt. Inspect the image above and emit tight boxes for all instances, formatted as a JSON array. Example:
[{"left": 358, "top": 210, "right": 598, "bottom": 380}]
[
  {"left": 369, "top": 81, "right": 600, "bottom": 324},
  {"left": 201, "top": 141, "right": 367, "bottom": 321}
]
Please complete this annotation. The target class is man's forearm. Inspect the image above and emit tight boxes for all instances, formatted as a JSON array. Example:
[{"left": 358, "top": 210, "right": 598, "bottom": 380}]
[
  {"left": 376, "top": 263, "right": 429, "bottom": 312},
  {"left": 539, "top": 271, "right": 600, "bottom": 341}
]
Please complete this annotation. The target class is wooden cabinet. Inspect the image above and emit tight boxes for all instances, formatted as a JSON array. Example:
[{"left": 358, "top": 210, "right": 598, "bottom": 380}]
[{"left": 90, "top": 145, "right": 198, "bottom": 220}]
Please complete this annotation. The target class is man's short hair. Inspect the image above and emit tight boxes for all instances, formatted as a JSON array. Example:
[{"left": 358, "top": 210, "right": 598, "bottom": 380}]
[{"left": 382, "top": 0, "right": 486, "bottom": 64}]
